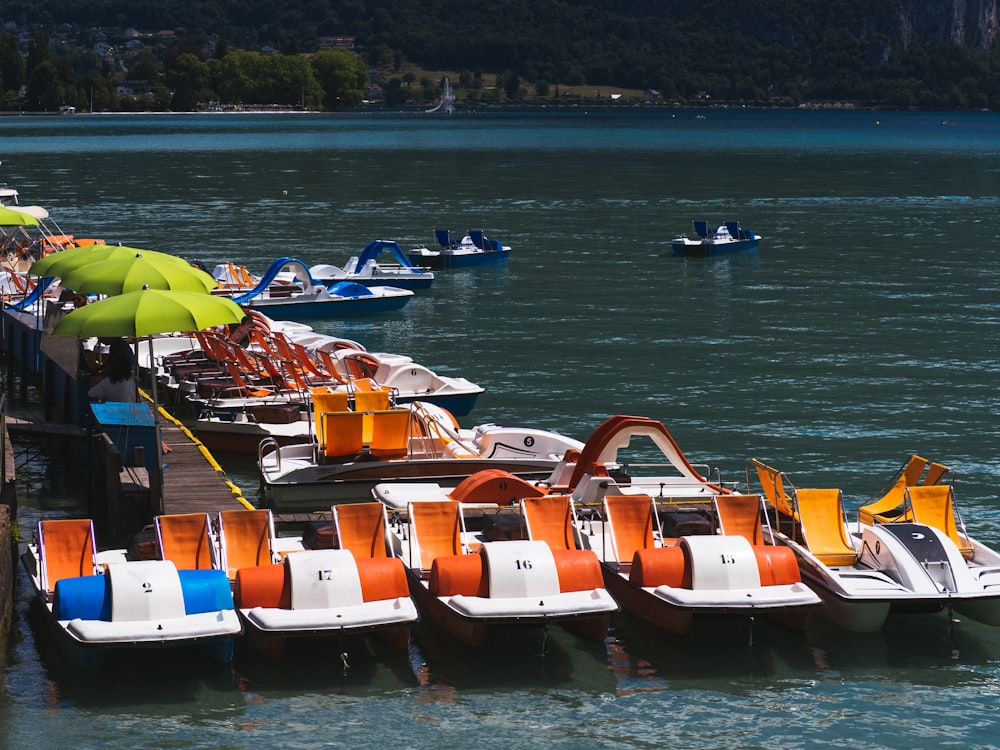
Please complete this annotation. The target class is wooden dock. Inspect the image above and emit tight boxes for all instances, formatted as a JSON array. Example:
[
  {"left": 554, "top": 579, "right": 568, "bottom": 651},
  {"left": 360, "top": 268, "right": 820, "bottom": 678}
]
[{"left": 6, "top": 408, "right": 251, "bottom": 517}]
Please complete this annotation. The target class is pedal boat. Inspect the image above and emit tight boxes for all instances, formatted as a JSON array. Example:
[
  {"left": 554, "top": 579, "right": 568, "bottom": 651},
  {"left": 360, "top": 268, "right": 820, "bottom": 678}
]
[
  {"left": 523, "top": 481, "right": 819, "bottom": 637},
  {"left": 22, "top": 518, "right": 241, "bottom": 670},
  {"left": 217, "top": 506, "right": 418, "bottom": 658},
  {"left": 748, "top": 456, "right": 1000, "bottom": 632},
  {"left": 383, "top": 496, "right": 617, "bottom": 648}
]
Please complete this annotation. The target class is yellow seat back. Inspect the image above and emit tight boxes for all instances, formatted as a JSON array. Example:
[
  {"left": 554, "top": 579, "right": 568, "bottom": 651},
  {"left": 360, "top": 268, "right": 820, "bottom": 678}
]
[
  {"left": 311, "top": 388, "right": 350, "bottom": 447},
  {"left": 905, "top": 485, "right": 971, "bottom": 556},
  {"left": 794, "top": 489, "right": 857, "bottom": 566}
]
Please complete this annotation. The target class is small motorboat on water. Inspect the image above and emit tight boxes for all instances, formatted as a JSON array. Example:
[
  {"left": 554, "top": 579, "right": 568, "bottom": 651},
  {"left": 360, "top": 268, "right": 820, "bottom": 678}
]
[
  {"left": 379, "top": 491, "right": 617, "bottom": 648},
  {"left": 309, "top": 239, "right": 434, "bottom": 291},
  {"left": 21, "top": 517, "right": 242, "bottom": 670},
  {"left": 258, "top": 401, "right": 584, "bottom": 512},
  {"left": 748, "top": 456, "right": 1000, "bottom": 632},
  {"left": 671, "top": 220, "right": 762, "bottom": 256},
  {"left": 406, "top": 229, "right": 510, "bottom": 269},
  {"left": 214, "top": 257, "right": 413, "bottom": 320}
]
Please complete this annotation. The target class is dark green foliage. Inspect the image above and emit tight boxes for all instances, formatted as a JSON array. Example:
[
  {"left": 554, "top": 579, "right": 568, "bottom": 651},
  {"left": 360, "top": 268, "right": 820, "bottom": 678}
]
[{"left": 3, "top": 0, "right": 1000, "bottom": 110}]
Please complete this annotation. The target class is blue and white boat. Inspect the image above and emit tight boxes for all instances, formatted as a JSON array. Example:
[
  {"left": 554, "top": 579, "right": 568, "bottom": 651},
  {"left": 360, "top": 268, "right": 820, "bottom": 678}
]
[
  {"left": 309, "top": 239, "right": 434, "bottom": 291},
  {"left": 22, "top": 518, "right": 241, "bottom": 670},
  {"left": 219, "top": 257, "right": 413, "bottom": 320},
  {"left": 671, "top": 220, "right": 762, "bottom": 256},
  {"left": 406, "top": 229, "right": 510, "bottom": 269}
]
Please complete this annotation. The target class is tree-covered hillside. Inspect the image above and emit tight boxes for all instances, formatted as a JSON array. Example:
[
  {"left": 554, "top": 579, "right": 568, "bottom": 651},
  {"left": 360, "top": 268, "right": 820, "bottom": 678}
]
[{"left": 3, "top": 0, "right": 1000, "bottom": 111}]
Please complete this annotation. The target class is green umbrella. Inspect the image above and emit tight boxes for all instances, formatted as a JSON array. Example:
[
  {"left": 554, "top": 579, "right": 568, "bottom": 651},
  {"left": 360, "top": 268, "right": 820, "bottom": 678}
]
[
  {"left": 29, "top": 244, "right": 191, "bottom": 279},
  {"left": 53, "top": 288, "right": 244, "bottom": 339},
  {"left": 0, "top": 206, "right": 40, "bottom": 226},
  {"left": 53, "top": 288, "right": 246, "bottom": 469},
  {"left": 57, "top": 251, "right": 217, "bottom": 295}
]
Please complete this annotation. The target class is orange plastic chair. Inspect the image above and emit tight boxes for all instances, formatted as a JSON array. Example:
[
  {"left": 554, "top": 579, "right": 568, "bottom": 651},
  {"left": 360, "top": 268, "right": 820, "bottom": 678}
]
[
  {"left": 368, "top": 409, "right": 412, "bottom": 459},
  {"left": 321, "top": 411, "right": 365, "bottom": 458},
  {"left": 922, "top": 462, "right": 953, "bottom": 486},
  {"left": 714, "top": 494, "right": 766, "bottom": 545},
  {"left": 217, "top": 509, "right": 276, "bottom": 579},
  {"left": 408, "top": 501, "right": 464, "bottom": 572},
  {"left": 354, "top": 387, "right": 391, "bottom": 413},
  {"left": 521, "top": 495, "right": 578, "bottom": 551},
  {"left": 311, "top": 388, "right": 350, "bottom": 447},
  {"left": 603, "top": 495, "right": 656, "bottom": 564},
  {"left": 38, "top": 519, "right": 97, "bottom": 594},
  {"left": 333, "top": 502, "right": 389, "bottom": 558},
  {"left": 155, "top": 512, "right": 216, "bottom": 570},
  {"left": 793, "top": 488, "right": 858, "bottom": 566}
]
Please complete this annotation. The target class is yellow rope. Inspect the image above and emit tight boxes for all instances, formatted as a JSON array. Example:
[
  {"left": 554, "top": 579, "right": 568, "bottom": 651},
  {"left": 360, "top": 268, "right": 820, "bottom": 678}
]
[{"left": 138, "top": 388, "right": 255, "bottom": 510}]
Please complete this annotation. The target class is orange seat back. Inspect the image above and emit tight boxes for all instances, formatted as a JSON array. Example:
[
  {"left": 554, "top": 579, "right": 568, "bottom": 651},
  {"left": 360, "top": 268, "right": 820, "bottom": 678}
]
[
  {"left": 368, "top": 409, "right": 412, "bottom": 459},
  {"left": 39, "top": 519, "right": 97, "bottom": 593},
  {"left": 218, "top": 509, "right": 275, "bottom": 579},
  {"left": 521, "top": 495, "right": 577, "bottom": 551},
  {"left": 333, "top": 502, "right": 389, "bottom": 558},
  {"left": 311, "top": 388, "right": 350, "bottom": 447},
  {"left": 714, "top": 494, "right": 765, "bottom": 545},
  {"left": 603, "top": 495, "right": 656, "bottom": 563},
  {"left": 321, "top": 410, "right": 365, "bottom": 458},
  {"left": 409, "top": 501, "right": 463, "bottom": 571},
  {"left": 156, "top": 512, "right": 215, "bottom": 570}
]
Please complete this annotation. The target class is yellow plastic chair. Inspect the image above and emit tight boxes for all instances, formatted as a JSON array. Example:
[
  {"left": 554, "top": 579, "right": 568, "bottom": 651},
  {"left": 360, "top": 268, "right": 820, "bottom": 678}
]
[
  {"left": 793, "top": 488, "right": 858, "bottom": 566},
  {"left": 904, "top": 484, "right": 972, "bottom": 558},
  {"left": 311, "top": 387, "right": 350, "bottom": 448},
  {"left": 747, "top": 458, "right": 796, "bottom": 519},
  {"left": 858, "top": 455, "right": 929, "bottom": 525}
]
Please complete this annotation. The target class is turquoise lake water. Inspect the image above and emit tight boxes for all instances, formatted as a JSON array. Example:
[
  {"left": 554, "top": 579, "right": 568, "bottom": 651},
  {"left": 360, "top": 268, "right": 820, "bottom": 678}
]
[{"left": 3, "top": 108, "right": 1000, "bottom": 748}]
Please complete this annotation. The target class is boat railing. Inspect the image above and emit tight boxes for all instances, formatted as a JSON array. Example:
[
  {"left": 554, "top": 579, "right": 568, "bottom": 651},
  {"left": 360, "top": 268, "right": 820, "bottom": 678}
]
[{"left": 259, "top": 436, "right": 281, "bottom": 473}]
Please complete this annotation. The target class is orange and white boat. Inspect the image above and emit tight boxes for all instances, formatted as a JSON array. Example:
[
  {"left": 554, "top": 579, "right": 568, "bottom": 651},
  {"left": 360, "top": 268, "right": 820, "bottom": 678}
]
[
  {"left": 218, "top": 506, "right": 418, "bottom": 658},
  {"left": 381, "top": 491, "right": 617, "bottom": 648}
]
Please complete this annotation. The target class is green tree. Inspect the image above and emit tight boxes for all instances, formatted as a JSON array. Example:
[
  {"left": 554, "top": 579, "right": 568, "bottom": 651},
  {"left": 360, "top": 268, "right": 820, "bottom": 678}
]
[
  {"left": 310, "top": 47, "right": 368, "bottom": 109},
  {"left": 167, "top": 53, "right": 211, "bottom": 110}
]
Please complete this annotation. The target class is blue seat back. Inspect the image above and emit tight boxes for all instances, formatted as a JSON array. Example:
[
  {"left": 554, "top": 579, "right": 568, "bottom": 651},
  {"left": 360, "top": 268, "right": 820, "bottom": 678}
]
[
  {"left": 434, "top": 229, "right": 452, "bottom": 247},
  {"left": 469, "top": 230, "right": 486, "bottom": 249},
  {"left": 692, "top": 220, "right": 710, "bottom": 238}
]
